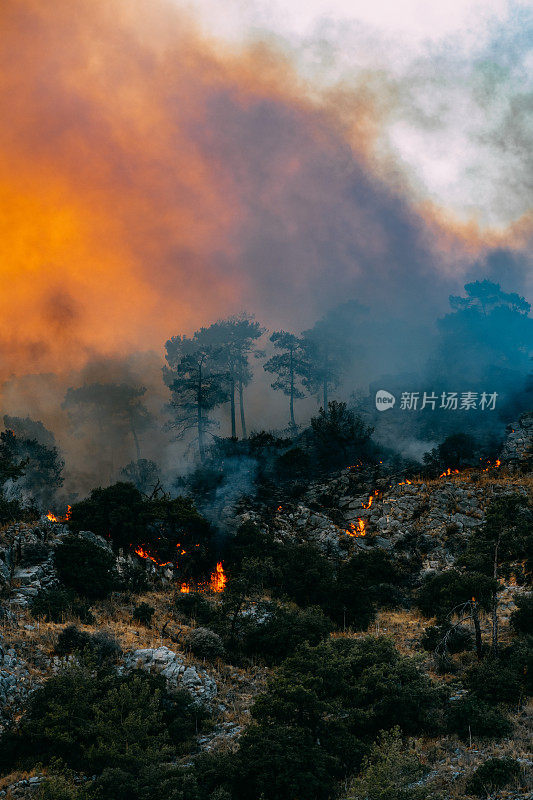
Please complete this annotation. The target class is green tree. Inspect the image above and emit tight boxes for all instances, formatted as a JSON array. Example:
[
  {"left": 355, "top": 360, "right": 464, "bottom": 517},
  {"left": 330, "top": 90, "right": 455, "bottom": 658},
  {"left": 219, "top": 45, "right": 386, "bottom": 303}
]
[
  {"left": 164, "top": 334, "right": 228, "bottom": 461},
  {"left": 310, "top": 401, "right": 373, "bottom": 470},
  {"left": 263, "top": 331, "right": 307, "bottom": 432},
  {"left": 63, "top": 383, "right": 152, "bottom": 477},
  {"left": 347, "top": 727, "right": 426, "bottom": 800},
  {"left": 198, "top": 314, "right": 264, "bottom": 438},
  {"left": 461, "top": 494, "right": 533, "bottom": 652},
  {"left": 415, "top": 569, "right": 497, "bottom": 659},
  {"left": 301, "top": 313, "right": 354, "bottom": 410}
]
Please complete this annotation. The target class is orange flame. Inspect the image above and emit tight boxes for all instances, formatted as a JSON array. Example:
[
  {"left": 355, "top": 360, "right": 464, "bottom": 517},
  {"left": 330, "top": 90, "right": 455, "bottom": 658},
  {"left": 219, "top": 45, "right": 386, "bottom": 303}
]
[
  {"left": 46, "top": 511, "right": 58, "bottom": 522},
  {"left": 65, "top": 505, "right": 72, "bottom": 521},
  {"left": 439, "top": 468, "right": 460, "bottom": 477},
  {"left": 346, "top": 519, "right": 366, "bottom": 537},
  {"left": 180, "top": 583, "right": 191, "bottom": 594},
  {"left": 210, "top": 561, "right": 227, "bottom": 593},
  {"left": 134, "top": 545, "right": 172, "bottom": 567}
]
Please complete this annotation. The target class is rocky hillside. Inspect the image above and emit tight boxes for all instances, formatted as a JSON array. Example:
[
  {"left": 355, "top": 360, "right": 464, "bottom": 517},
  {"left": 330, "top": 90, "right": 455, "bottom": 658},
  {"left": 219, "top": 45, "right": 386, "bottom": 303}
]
[{"left": 0, "top": 417, "right": 532, "bottom": 799}]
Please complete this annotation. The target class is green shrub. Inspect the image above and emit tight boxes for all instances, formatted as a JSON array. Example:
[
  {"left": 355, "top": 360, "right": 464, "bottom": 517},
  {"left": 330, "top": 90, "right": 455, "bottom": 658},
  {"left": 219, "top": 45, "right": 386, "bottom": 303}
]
[
  {"left": 67, "top": 482, "right": 145, "bottom": 549},
  {"left": 347, "top": 727, "right": 427, "bottom": 800},
  {"left": 31, "top": 586, "right": 94, "bottom": 624},
  {"left": 416, "top": 570, "right": 496, "bottom": 622},
  {"left": 37, "top": 775, "right": 82, "bottom": 800},
  {"left": 235, "top": 722, "right": 337, "bottom": 800},
  {"left": 234, "top": 636, "right": 442, "bottom": 800},
  {"left": 120, "top": 562, "right": 149, "bottom": 595},
  {"left": 466, "top": 757, "right": 521, "bottom": 797},
  {"left": 132, "top": 602, "right": 155, "bottom": 626},
  {"left": 186, "top": 627, "right": 225, "bottom": 660},
  {"left": 240, "top": 602, "right": 332, "bottom": 664},
  {"left": 174, "top": 591, "right": 214, "bottom": 624},
  {"left": 0, "top": 664, "right": 202, "bottom": 775},
  {"left": 467, "top": 657, "right": 525, "bottom": 706},
  {"left": 55, "top": 625, "right": 121, "bottom": 664},
  {"left": 54, "top": 535, "right": 118, "bottom": 600},
  {"left": 446, "top": 696, "right": 511, "bottom": 740},
  {"left": 510, "top": 593, "right": 533, "bottom": 635},
  {"left": 421, "top": 624, "right": 472, "bottom": 654}
]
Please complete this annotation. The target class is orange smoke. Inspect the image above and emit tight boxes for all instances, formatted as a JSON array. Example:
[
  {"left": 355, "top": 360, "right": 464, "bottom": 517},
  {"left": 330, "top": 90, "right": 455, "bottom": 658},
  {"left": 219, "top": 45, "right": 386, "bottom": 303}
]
[
  {"left": 0, "top": 0, "right": 527, "bottom": 382},
  {"left": 0, "top": 0, "right": 292, "bottom": 376}
]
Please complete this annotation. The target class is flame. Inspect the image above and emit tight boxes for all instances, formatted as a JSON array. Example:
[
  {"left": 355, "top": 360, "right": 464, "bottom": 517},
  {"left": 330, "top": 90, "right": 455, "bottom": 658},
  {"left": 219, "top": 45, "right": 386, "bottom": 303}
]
[
  {"left": 346, "top": 519, "right": 366, "bottom": 537},
  {"left": 134, "top": 545, "right": 172, "bottom": 567},
  {"left": 134, "top": 543, "right": 227, "bottom": 593},
  {"left": 277, "top": 505, "right": 283, "bottom": 511},
  {"left": 439, "top": 468, "right": 460, "bottom": 477},
  {"left": 46, "top": 511, "right": 58, "bottom": 522},
  {"left": 362, "top": 496, "right": 373, "bottom": 509},
  {"left": 65, "top": 505, "right": 72, "bottom": 521},
  {"left": 210, "top": 561, "right": 227, "bottom": 593},
  {"left": 398, "top": 479, "right": 413, "bottom": 485}
]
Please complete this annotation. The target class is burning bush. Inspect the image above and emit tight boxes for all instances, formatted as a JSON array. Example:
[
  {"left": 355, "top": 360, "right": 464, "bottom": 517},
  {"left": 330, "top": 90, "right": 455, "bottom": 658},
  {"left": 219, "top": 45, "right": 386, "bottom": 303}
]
[{"left": 68, "top": 482, "right": 216, "bottom": 585}]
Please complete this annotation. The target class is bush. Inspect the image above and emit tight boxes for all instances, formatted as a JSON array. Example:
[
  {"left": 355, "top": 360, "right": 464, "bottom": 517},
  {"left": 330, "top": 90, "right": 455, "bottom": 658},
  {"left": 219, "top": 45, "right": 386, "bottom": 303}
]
[
  {"left": 186, "top": 627, "right": 224, "bottom": 660},
  {"left": 510, "top": 593, "right": 533, "bottom": 635},
  {"left": 31, "top": 586, "right": 94, "bottom": 624},
  {"left": 416, "top": 570, "right": 496, "bottom": 622},
  {"left": 120, "top": 562, "right": 149, "bottom": 595},
  {"left": 446, "top": 696, "right": 511, "bottom": 740},
  {"left": 132, "top": 602, "right": 155, "bottom": 626},
  {"left": 55, "top": 625, "right": 122, "bottom": 664},
  {"left": 347, "top": 727, "right": 426, "bottom": 800},
  {"left": 54, "top": 535, "right": 118, "bottom": 600},
  {"left": 234, "top": 637, "right": 442, "bottom": 800},
  {"left": 421, "top": 624, "right": 472, "bottom": 654},
  {"left": 240, "top": 603, "right": 333, "bottom": 664},
  {"left": 20, "top": 541, "right": 50, "bottom": 566},
  {"left": 466, "top": 757, "right": 521, "bottom": 797},
  {"left": 467, "top": 657, "right": 525, "bottom": 706},
  {"left": 37, "top": 775, "right": 82, "bottom": 800},
  {"left": 174, "top": 591, "right": 214, "bottom": 625},
  {"left": 67, "top": 482, "right": 145, "bottom": 549},
  {"left": 0, "top": 664, "right": 202, "bottom": 776}
]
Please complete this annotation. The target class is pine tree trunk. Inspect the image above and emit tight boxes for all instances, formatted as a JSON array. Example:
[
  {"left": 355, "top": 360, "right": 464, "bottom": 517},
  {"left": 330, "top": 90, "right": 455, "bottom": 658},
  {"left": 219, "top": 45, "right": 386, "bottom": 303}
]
[
  {"left": 289, "top": 349, "right": 296, "bottom": 432},
  {"left": 472, "top": 602, "right": 483, "bottom": 660},
  {"left": 130, "top": 419, "right": 141, "bottom": 461},
  {"left": 197, "top": 363, "right": 205, "bottom": 462},
  {"left": 239, "top": 379, "right": 247, "bottom": 439},
  {"left": 492, "top": 536, "right": 501, "bottom": 653},
  {"left": 230, "top": 376, "right": 236, "bottom": 438}
]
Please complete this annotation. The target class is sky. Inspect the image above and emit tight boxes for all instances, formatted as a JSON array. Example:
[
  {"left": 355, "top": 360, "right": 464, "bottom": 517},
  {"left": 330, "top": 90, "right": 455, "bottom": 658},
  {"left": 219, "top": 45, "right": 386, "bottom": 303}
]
[{"left": 0, "top": 0, "right": 530, "bottom": 380}]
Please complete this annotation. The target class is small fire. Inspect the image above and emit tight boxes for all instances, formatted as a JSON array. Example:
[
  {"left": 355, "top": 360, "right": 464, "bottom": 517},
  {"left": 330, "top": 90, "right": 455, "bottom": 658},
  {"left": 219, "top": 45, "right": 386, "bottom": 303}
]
[
  {"left": 346, "top": 519, "right": 366, "bottom": 537},
  {"left": 439, "top": 468, "right": 460, "bottom": 477},
  {"left": 210, "top": 561, "right": 227, "bottom": 593},
  {"left": 398, "top": 479, "right": 412, "bottom": 485},
  {"left": 46, "top": 511, "right": 58, "bottom": 522},
  {"left": 65, "top": 505, "right": 72, "bottom": 521},
  {"left": 362, "top": 496, "right": 373, "bottom": 509},
  {"left": 180, "top": 583, "right": 191, "bottom": 593},
  {"left": 277, "top": 505, "right": 283, "bottom": 511},
  {"left": 134, "top": 545, "right": 172, "bottom": 567}
]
